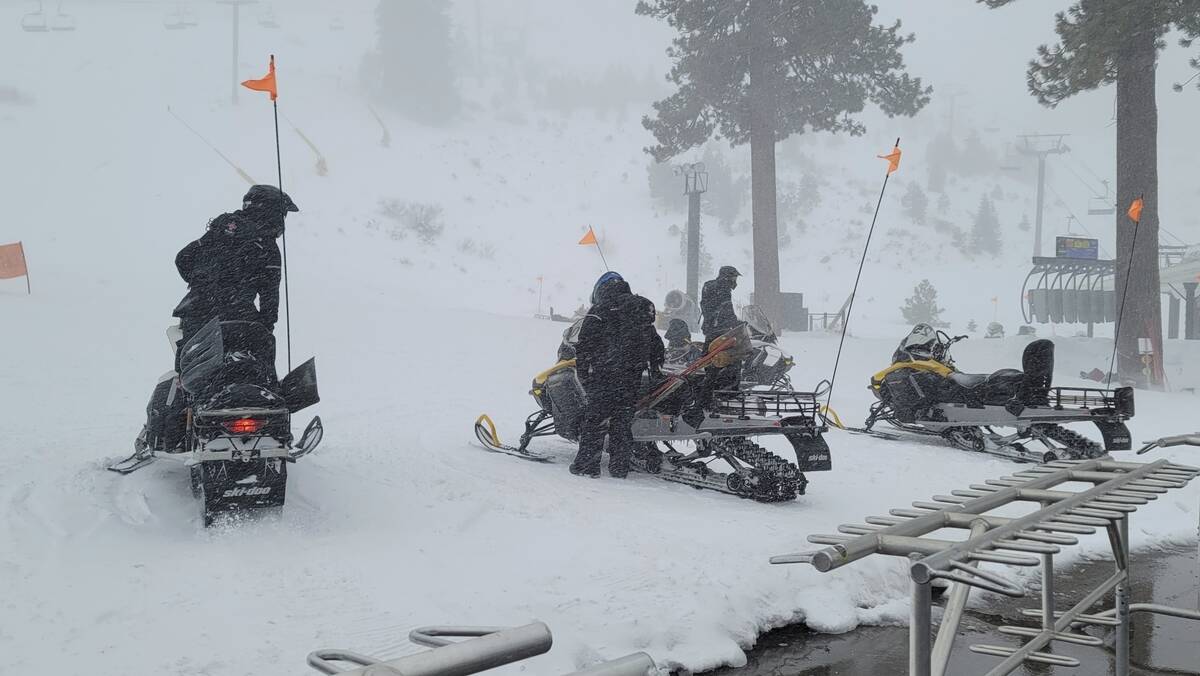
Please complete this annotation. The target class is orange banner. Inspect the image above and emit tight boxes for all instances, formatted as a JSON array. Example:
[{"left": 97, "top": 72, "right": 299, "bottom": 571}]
[
  {"left": 578, "top": 226, "right": 598, "bottom": 246},
  {"left": 0, "top": 241, "right": 28, "bottom": 279}
]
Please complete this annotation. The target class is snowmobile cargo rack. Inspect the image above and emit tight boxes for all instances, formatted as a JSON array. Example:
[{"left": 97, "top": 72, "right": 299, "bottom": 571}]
[
  {"left": 712, "top": 389, "right": 823, "bottom": 422},
  {"left": 770, "top": 435, "right": 1200, "bottom": 676},
  {"left": 1043, "top": 386, "right": 1133, "bottom": 415},
  {"left": 307, "top": 622, "right": 656, "bottom": 676}
]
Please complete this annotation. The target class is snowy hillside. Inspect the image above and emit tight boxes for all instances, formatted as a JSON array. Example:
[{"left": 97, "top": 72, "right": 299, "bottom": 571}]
[{"left": 3, "top": 2, "right": 1200, "bottom": 675}]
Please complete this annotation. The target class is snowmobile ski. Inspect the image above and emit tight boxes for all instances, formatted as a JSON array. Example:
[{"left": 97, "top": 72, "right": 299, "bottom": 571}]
[
  {"left": 107, "top": 449, "right": 157, "bottom": 474},
  {"left": 474, "top": 414, "right": 553, "bottom": 462}
]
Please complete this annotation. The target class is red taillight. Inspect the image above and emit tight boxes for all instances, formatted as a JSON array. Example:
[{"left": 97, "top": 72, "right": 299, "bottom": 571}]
[{"left": 223, "top": 418, "right": 262, "bottom": 435}]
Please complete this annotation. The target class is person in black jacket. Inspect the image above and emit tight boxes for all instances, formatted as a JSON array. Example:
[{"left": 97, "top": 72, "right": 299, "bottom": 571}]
[
  {"left": 700, "top": 265, "right": 741, "bottom": 342},
  {"left": 173, "top": 185, "right": 298, "bottom": 349},
  {"left": 571, "top": 276, "right": 664, "bottom": 478},
  {"left": 139, "top": 186, "right": 297, "bottom": 453},
  {"left": 693, "top": 266, "right": 743, "bottom": 418}
]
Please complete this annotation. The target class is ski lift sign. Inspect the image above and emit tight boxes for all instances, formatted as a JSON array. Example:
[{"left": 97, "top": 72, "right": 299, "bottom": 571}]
[{"left": 1056, "top": 236, "right": 1099, "bottom": 260}]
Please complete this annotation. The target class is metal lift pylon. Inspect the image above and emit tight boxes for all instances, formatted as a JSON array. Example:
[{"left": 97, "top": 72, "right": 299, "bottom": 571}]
[{"left": 772, "top": 435, "right": 1200, "bottom": 676}]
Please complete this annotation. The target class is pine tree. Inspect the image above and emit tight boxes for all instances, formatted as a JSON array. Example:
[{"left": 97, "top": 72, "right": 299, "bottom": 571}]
[
  {"left": 971, "top": 194, "right": 1002, "bottom": 256},
  {"left": 647, "top": 160, "right": 682, "bottom": 213},
  {"left": 638, "top": 0, "right": 929, "bottom": 318},
  {"left": 901, "top": 182, "right": 928, "bottom": 225},
  {"left": 1018, "top": 213, "right": 1031, "bottom": 232},
  {"left": 901, "top": 279, "right": 947, "bottom": 327},
  {"left": 925, "top": 131, "right": 956, "bottom": 193},
  {"left": 372, "top": 0, "right": 460, "bottom": 124},
  {"left": 979, "top": 0, "right": 1200, "bottom": 385},
  {"left": 967, "top": 319, "right": 979, "bottom": 333}
]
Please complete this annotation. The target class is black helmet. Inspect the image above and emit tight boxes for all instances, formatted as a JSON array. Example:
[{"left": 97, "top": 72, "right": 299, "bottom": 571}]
[
  {"left": 242, "top": 185, "right": 299, "bottom": 213},
  {"left": 718, "top": 265, "right": 741, "bottom": 280}
]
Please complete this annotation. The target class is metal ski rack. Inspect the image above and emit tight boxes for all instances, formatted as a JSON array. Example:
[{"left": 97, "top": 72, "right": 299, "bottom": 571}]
[
  {"left": 307, "top": 621, "right": 656, "bottom": 676},
  {"left": 771, "top": 435, "right": 1200, "bottom": 676}
]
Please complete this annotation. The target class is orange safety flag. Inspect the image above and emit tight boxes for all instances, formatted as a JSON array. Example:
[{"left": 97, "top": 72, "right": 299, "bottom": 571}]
[
  {"left": 877, "top": 144, "right": 902, "bottom": 175},
  {"left": 241, "top": 55, "right": 278, "bottom": 101},
  {"left": 578, "top": 226, "right": 598, "bottom": 246},
  {"left": 1127, "top": 197, "right": 1144, "bottom": 223},
  {"left": 0, "top": 241, "right": 29, "bottom": 279}
]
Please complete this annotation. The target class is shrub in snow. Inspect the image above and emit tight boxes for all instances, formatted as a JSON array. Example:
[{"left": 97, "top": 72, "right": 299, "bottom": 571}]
[{"left": 379, "top": 200, "right": 446, "bottom": 244}]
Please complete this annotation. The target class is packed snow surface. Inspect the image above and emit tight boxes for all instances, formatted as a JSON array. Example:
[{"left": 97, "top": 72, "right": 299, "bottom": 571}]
[{"left": 3, "top": 2, "right": 1200, "bottom": 675}]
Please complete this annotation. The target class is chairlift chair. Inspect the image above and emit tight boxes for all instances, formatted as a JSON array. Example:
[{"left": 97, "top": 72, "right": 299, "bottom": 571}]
[
  {"left": 49, "top": 2, "right": 76, "bottom": 32},
  {"left": 258, "top": 4, "right": 279, "bottom": 29},
  {"left": 1087, "top": 195, "right": 1115, "bottom": 215},
  {"left": 329, "top": 16, "right": 344, "bottom": 31},
  {"left": 21, "top": 1, "right": 48, "bottom": 32},
  {"left": 181, "top": 5, "right": 198, "bottom": 27}
]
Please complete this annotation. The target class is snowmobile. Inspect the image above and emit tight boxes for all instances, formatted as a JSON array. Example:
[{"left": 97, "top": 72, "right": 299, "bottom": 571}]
[
  {"left": 475, "top": 324, "right": 831, "bottom": 503},
  {"left": 860, "top": 324, "right": 1134, "bottom": 463},
  {"left": 110, "top": 318, "right": 324, "bottom": 526},
  {"left": 738, "top": 305, "right": 795, "bottom": 390}
]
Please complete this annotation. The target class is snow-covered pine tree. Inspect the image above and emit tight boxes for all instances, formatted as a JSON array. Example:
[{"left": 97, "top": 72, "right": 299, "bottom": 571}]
[
  {"left": 970, "top": 194, "right": 1002, "bottom": 256},
  {"left": 901, "top": 182, "right": 928, "bottom": 225},
  {"left": 372, "top": 0, "right": 460, "bottom": 124},
  {"left": 901, "top": 279, "right": 947, "bottom": 327}
]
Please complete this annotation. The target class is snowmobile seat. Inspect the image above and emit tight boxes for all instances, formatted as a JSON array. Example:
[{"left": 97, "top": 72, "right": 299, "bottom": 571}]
[{"left": 949, "top": 369, "right": 1022, "bottom": 390}]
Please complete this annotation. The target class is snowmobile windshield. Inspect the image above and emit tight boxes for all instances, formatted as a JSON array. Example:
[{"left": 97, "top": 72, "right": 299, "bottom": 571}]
[
  {"left": 741, "top": 305, "right": 776, "bottom": 340},
  {"left": 894, "top": 324, "right": 937, "bottom": 362}
]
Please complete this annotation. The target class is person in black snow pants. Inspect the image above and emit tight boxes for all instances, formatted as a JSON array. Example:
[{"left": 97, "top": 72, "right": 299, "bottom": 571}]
[
  {"left": 571, "top": 277, "right": 665, "bottom": 478},
  {"left": 693, "top": 266, "right": 742, "bottom": 416}
]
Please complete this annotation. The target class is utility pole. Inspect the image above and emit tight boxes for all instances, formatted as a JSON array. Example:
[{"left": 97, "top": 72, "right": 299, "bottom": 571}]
[
  {"left": 678, "top": 163, "right": 708, "bottom": 301},
  {"left": 1016, "top": 134, "right": 1069, "bottom": 257},
  {"left": 218, "top": 0, "right": 258, "bottom": 105}
]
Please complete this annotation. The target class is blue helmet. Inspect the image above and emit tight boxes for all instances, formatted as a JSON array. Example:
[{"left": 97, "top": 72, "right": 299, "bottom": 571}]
[{"left": 591, "top": 271, "right": 624, "bottom": 304}]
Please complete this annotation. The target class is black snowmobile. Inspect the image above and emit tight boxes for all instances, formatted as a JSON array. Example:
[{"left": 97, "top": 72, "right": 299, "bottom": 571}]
[
  {"left": 111, "top": 318, "right": 323, "bottom": 526},
  {"left": 475, "top": 324, "right": 831, "bottom": 503},
  {"left": 861, "top": 324, "right": 1133, "bottom": 462}
]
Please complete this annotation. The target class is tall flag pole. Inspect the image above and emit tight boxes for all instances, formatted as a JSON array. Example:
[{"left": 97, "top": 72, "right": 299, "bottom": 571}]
[
  {"left": 578, "top": 226, "right": 610, "bottom": 271},
  {"left": 823, "top": 139, "right": 901, "bottom": 422},
  {"left": 1107, "top": 195, "right": 1145, "bottom": 386},
  {"left": 242, "top": 55, "right": 292, "bottom": 372}
]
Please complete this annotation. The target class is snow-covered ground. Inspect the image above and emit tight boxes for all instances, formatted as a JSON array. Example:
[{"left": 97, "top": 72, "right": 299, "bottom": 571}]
[{"left": 3, "top": 2, "right": 1200, "bottom": 675}]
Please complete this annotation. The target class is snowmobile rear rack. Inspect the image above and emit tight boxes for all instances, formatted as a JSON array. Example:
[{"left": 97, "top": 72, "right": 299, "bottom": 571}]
[
  {"left": 712, "top": 389, "right": 824, "bottom": 422},
  {"left": 770, "top": 447, "right": 1200, "bottom": 676}
]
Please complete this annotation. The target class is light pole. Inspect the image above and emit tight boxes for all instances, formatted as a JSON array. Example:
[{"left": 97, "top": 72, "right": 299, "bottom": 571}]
[
  {"left": 217, "top": 0, "right": 258, "bottom": 105},
  {"left": 678, "top": 162, "right": 708, "bottom": 301}
]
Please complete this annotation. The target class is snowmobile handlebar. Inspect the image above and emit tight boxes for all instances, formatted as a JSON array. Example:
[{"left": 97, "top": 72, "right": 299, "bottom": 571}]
[{"left": 1136, "top": 433, "right": 1200, "bottom": 455}]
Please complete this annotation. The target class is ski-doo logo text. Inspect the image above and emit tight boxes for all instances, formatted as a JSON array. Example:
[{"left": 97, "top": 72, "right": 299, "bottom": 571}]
[{"left": 222, "top": 486, "right": 272, "bottom": 498}]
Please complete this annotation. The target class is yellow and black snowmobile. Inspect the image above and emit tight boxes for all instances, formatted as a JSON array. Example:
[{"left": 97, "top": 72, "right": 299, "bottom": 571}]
[
  {"left": 475, "top": 324, "right": 831, "bottom": 503},
  {"left": 862, "top": 324, "right": 1134, "bottom": 462}
]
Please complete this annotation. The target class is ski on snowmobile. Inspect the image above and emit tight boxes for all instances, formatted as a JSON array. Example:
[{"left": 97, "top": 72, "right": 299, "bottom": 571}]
[
  {"left": 474, "top": 414, "right": 553, "bottom": 462},
  {"left": 862, "top": 325, "right": 1134, "bottom": 463}
]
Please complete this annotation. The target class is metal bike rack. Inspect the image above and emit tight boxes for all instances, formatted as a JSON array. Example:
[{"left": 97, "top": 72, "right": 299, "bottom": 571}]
[
  {"left": 308, "top": 622, "right": 657, "bottom": 676},
  {"left": 771, "top": 435, "right": 1200, "bottom": 676}
]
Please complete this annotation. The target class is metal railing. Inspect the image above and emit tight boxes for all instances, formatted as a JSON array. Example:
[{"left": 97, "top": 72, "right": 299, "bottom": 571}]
[
  {"left": 771, "top": 435, "right": 1200, "bottom": 676},
  {"left": 308, "top": 622, "right": 656, "bottom": 676}
]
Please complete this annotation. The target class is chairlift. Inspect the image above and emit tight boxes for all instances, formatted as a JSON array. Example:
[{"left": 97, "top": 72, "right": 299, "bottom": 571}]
[
  {"left": 1087, "top": 179, "right": 1116, "bottom": 215},
  {"left": 49, "top": 1, "right": 76, "bottom": 32},
  {"left": 329, "top": 16, "right": 344, "bottom": 31},
  {"left": 258, "top": 4, "right": 279, "bottom": 29},
  {"left": 181, "top": 5, "right": 198, "bottom": 27},
  {"left": 20, "top": 1, "right": 48, "bottom": 32}
]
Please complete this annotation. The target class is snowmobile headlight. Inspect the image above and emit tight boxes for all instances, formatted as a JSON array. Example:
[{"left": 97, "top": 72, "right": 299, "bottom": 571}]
[{"left": 223, "top": 418, "right": 262, "bottom": 435}]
